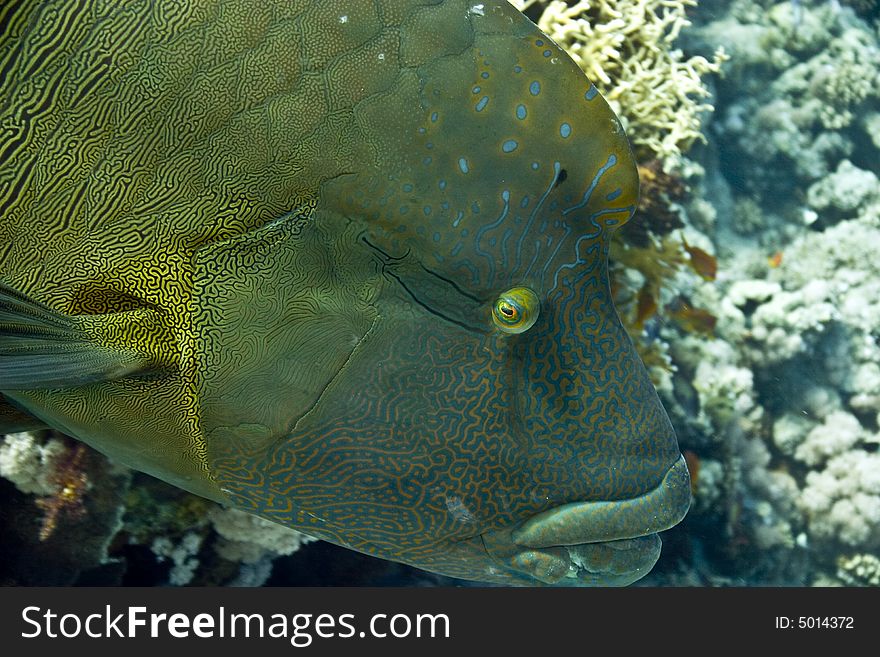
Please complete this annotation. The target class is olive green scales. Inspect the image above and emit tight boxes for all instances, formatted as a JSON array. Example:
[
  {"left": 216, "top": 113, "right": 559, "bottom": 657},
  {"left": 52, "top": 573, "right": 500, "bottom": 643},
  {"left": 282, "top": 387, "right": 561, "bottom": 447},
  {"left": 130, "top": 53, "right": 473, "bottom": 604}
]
[{"left": 0, "top": 0, "right": 689, "bottom": 585}]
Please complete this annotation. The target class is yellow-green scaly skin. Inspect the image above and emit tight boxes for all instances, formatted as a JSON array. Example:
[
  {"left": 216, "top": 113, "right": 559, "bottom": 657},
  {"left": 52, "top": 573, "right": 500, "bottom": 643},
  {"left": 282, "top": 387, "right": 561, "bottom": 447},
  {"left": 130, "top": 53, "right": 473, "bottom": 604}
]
[{"left": 0, "top": 0, "right": 689, "bottom": 585}]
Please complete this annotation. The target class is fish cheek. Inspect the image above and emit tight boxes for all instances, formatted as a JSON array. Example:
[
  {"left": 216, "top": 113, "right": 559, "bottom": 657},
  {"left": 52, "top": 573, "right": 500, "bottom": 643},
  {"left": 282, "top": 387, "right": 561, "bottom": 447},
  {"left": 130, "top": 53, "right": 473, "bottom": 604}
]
[
  {"left": 201, "top": 271, "right": 529, "bottom": 558},
  {"left": 193, "top": 209, "right": 383, "bottom": 467}
]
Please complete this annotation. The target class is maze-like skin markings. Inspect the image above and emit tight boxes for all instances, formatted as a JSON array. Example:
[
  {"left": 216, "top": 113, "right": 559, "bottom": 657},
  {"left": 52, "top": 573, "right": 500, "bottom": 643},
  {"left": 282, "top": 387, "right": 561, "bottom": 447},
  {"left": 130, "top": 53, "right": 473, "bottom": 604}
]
[{"left": 1, "top": 0, "right": 687, "bottom": 584}]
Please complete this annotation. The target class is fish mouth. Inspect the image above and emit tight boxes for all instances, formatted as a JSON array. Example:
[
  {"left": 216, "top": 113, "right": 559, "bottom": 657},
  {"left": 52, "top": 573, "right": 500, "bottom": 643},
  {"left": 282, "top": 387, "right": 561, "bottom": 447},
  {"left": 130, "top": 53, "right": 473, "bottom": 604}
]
[{"left": 481, "top": 455, "right": 691, "bottom": 586}]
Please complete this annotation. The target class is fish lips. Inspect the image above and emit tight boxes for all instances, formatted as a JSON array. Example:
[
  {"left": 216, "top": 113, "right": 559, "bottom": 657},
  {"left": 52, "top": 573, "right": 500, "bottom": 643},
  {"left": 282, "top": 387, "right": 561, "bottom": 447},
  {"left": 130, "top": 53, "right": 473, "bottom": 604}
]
[{"left": 480, "top": 455, "right": 691, "bottom": 586}]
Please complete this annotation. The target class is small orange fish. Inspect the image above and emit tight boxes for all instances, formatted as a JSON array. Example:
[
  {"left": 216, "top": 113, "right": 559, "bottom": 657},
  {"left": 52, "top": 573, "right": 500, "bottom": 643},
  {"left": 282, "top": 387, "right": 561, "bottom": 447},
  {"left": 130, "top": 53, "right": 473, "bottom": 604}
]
[
  {"left": 667, "top": 297, "right": 717, "bottom": 335},
  {"left": 768, "top": 251, "right": 783, "bottom": 268},
  {"left": 681, "top": 236, "right": 717, "bottom": 281},
  {"left": 634, "top": 282, "right": 658, "bottom": 331}
]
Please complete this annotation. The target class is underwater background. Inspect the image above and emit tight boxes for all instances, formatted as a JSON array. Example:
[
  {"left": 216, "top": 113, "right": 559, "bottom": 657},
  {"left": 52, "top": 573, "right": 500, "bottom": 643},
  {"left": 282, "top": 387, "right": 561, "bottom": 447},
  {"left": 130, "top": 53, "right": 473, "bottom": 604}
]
[{"left": 2, "top": 0, "right": 879, "bottom": 587}]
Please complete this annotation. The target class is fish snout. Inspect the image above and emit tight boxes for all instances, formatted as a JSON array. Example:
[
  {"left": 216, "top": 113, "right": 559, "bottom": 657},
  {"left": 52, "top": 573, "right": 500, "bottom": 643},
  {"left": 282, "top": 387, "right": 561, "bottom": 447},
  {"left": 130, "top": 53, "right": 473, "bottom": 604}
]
[{"left": 482, "top": 455, "right": 691, "bottom": 586}]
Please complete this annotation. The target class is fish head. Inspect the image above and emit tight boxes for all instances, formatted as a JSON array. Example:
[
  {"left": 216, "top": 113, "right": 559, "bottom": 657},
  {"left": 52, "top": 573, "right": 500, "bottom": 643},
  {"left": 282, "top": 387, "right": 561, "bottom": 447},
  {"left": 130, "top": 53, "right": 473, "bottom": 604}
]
[{"left": 203, "top": 2, "right": 689, "bottom": 585}]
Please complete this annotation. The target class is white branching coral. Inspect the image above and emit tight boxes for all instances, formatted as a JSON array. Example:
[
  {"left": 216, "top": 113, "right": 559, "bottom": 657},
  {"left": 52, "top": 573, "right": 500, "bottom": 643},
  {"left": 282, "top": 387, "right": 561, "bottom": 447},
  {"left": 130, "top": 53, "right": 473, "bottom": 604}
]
[
  {"left": 793, "top": 411, "right": 867, "bottom": 467},
  {"left": 0, "top": 432, "right": 66, "bottom": 496},
  {"left": 210, "top": 507, "right": 315, "bottom": 564},
  {"left": 512, "top": 0, "right": 726, "bottom": 165},
  {"left": 773, "top": 26, "right": 880, "bottom": 131},
  {"left": 800, "top": 451, "right": 880, "bottom": 549},
  {"left": 152, "top": 532, "right": 203, "bottom": 586},
  {"left": 837, "top": 553, "right": 880, "bottom": 586}
]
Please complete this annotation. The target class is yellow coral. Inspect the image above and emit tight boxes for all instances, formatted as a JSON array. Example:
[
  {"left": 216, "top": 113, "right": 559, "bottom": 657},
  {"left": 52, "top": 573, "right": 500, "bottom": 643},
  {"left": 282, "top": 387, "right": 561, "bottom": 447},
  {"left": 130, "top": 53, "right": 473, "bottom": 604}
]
[{"left": 512, "top": 0, "right": 726, "bottom": 166}]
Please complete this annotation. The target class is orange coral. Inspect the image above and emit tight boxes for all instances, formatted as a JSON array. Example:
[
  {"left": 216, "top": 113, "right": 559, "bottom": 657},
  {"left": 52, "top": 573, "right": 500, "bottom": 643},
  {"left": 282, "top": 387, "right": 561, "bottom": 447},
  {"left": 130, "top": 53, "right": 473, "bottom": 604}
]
[{"left": 35, "top": 440, "right": 90, "bottom": 541}]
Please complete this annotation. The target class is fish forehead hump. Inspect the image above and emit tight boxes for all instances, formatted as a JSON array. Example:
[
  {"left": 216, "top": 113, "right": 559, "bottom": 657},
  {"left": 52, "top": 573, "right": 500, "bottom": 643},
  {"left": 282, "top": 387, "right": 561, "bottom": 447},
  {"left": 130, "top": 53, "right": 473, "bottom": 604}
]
[{"left": 328, "top": 1, "right": 639, "bottom": 299}]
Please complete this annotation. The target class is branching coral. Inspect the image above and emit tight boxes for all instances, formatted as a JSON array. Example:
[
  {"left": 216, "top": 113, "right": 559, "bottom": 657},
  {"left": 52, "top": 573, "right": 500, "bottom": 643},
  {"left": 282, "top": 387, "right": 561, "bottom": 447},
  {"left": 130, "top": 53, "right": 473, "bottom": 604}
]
[
  {"left": 708, "top": 1, "right": 880, "bottom": 197},
  {"left": 837, "top": 553, "right": 880, "bottom": 586},
  {"left": 774, "top": 26, "right": 880, "bottom": 131},
  {"left": 35, "top": 441, "right": 90, "bottom": 541},
  {"left": 0, "top": 432, "right": 94, "bottom": 540},
  {"left": 210, "top": 507, "right": 315, "bottom": 564},
  {"left": 512, "top": 0, "right": 726, "bottom": 165},
  {"left": 0, "top": 432, "right": 66, "bottom": 496},
  {"left": 152, "top": 533, "right": 204, "bottom": 586},
  {"left": 800, "top": 450, "right": 880, "bottom": 549}
]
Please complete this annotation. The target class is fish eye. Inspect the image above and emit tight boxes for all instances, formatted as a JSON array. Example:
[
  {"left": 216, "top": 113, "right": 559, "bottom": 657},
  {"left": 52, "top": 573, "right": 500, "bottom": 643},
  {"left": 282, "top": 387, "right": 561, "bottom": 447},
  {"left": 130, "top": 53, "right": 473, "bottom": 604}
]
[{"left": 492, "top": 286, "right": 540, "bottom": 334}]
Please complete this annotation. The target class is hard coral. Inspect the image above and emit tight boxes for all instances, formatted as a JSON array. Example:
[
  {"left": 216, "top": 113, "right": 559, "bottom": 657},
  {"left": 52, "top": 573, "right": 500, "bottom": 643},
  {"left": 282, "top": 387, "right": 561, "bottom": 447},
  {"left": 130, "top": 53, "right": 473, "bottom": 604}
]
[{"left": 800, "top": 450, "right": 880, "bottom": 549}]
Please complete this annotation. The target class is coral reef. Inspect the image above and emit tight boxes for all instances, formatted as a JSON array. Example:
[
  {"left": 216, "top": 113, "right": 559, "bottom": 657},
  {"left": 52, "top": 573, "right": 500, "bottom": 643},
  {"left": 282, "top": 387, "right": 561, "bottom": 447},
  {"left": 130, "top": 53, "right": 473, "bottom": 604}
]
[
  {"left": 152, "top": 533, "right": 204, "bottom": 586},
  {"left": 210, "top": 507, "right": 314, "bottom": 565},
  {"left": 641, "top": 0, "right": 880, "bottom": 586},
  {"left": 695, "top": 0, "right": 879, "bottom": 201},
  {"left": 0, "top": 431, "right": 131, "bottom": 585},
  {"left": 0, "top": 431, "right": 67, "bottom": 496},
  {"left": 0, "top": 430, "right": 317, "bottom": 586},
  {"left": 837, "top": 553, "right": 880, "bottom": 586}
]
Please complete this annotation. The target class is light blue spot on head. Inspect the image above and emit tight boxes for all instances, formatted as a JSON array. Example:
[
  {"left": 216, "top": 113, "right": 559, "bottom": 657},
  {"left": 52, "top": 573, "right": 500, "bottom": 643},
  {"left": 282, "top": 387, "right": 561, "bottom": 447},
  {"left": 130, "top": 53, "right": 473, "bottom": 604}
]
[
  {"left": 481, "top": 71, "right": 489, "bottom": 79},
  {"left": 516, "top": 104, "right": 527, "bottom": 120},
  {"left": 531, "top": 162, "right": 539, "bottom": 170},
  {"left": 402, "top": 183, "right": 413, "bottom": 193},
  {"left": 560, "top": 122, "right": 571, "bottom": 138},
  {"left": 543, "top": 49, "right": 551, "bottom": 57},
  {"left": 426, "top": 142, "right": 433, "bottom": 149},
  {"left": 439, "top": 180, "right": 447, "bottom": 191},
  {"left": 423, "top": 206, "right": 432, "bottom": 216},
  {"left": 535, "top": 39, "right": 544, "bottom": 46},
  {"left": 530, "top": 81, "right": 540, "bottom": 96},
  {"left": 475, "top": 96, "right": 489, "bottom": 112},
  {"left": 400, "top": 205, "right": 409, "bottom": 215},
  {"left": 458, "top": 158, "right": 469, "bottom": 174},
  {"left": 433, "top": 232, "right": 441, "bottom": 242},
  {"left": 473, "top": 86, "right": 481, "bottom": 94},
  {"left": 585, "top": 85, "right": 598, "bottom": 100},
  {"left": 514, "top": 65, "right": 522, "bottom": 73},
  {"left": 606, "top": 188, "right": 622, "bottom": 201},
  {"left": 441, "top": 201, "right": 449, "bottom": 210},
  {"left": 520, "top": 195, "right": 530, "bottom": 208},
  {"left": 430, "top": 111, "right": 438, "bottom": 122},
  {"left": 423, "top": 156, "right": 432, "bottom": 165},
  {"left": 502, "top": 190, "right": 510, "bottom": 202},
  {"left": 418, "top": 127, "right": 426, "bottom": 134},
  {"left": 471, "top": 201, "right": 480, "bottom": 213},
  {"left": 502, "top": 139, "right": 518, "bottom": 153}
]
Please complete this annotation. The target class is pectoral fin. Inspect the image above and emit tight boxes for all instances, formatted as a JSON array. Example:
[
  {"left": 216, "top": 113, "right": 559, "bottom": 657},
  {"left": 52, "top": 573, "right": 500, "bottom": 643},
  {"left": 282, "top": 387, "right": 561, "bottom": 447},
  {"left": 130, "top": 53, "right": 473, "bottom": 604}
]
[{"left": 0, "top": 282, "right": 160, "bottom": 390}]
